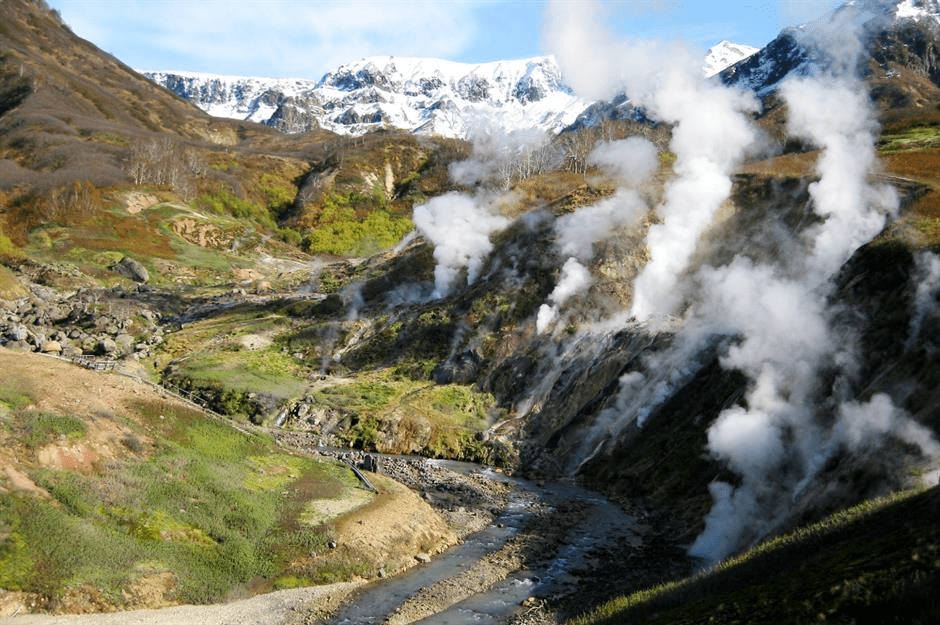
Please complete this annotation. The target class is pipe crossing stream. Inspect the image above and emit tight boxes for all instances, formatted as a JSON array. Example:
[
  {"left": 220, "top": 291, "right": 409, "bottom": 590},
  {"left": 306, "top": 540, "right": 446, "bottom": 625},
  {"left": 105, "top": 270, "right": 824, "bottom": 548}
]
[{"left": 320, "top": 459, "right": 641, "bottom": 625}]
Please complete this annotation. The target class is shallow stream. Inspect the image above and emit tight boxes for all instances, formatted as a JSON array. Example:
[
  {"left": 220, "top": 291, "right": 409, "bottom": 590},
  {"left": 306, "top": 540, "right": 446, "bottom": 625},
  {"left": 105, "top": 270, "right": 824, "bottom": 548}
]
[{"left": 322, "top": 459, "right": 639, "bottom": 625}]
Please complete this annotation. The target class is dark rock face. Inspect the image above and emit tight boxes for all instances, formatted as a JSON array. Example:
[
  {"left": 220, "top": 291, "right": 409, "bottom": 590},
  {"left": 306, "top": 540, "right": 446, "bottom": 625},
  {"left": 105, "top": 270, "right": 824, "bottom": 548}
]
[
  {"left": 267, "top": 96, "right": 323, "bottom": 133},
  {"left": 721, "top": 11, "right": 940, "bottom": 96},
  {"left": 719, "top": 31, "right": 811, "bottom": 94},
  {"left": 456, "top": 76, "right": 489, "bottom": 102},
  {"left": 324, "top": 64, "right": 393, "bottom": 92},
  {"left": 872, "top": 19, "right": 940, "bottom": 83}
]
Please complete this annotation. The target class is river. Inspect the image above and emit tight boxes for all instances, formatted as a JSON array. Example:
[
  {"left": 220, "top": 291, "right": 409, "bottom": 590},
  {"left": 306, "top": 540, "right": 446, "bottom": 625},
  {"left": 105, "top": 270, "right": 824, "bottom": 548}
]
[{"left": 320, "top": 459, "right": 641, "bottom": 625}]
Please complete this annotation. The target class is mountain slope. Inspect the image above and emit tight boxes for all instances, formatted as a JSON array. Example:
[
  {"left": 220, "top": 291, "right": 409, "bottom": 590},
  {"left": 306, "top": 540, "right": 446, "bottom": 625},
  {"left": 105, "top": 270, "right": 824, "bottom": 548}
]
[
  {"left": 4, "top": 0, "right": 940, "bottom": 622},
  {"left": 721, "top": 0, "right": 940, "bottom": 99}
]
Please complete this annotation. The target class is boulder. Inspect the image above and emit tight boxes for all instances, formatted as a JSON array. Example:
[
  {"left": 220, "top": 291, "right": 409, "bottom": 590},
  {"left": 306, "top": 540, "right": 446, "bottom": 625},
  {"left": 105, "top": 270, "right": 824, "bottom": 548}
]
[
  {"left": 113, "top": 256, "right": 150, "bottom": 283},
  {"left": 115, "top": 333, "right": 136, "bottom": 352},
  {"left": 42, "top": 340, "right": 62, "bottom": 354},
  {"left": 6, "top": 324, "right": 28, "bottom": 342},
  {"left": 97, "top": 337, "right": 117, "bottom": 355}
]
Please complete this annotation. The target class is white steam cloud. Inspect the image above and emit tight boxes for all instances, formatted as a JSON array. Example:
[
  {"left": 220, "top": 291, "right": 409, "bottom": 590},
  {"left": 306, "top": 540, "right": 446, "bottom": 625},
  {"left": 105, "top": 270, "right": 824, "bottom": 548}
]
[
  {"left": 688, "top": 6, "right": 926, "bottom": 565},
  {"left": 906, "top": 251, "right": 940, "bottom": 349},
  {"left": 555, "top": 190, "right": 649, "bottom": 261},
  {"left": 544, "top": 0, "right": 938, "bottom": 567},
  {"left": 450, "top": 123, "right": 552, "bottom": 189},
  {"left": 537, "top": 257, "right": 593, "bottom": 333},
  {"left": 413, "top": 192, "right": 509, "bottom": 298},
  {"left": 781, "top": 77, "right": 899, "bottom": 282},
  {"left": 587, "top": 137, "right": 659, "bottom": 186},
  {"left": 545, "top": 0, "right": 760, "bottom": 322},
  {"left": 538, "top": 137, "right": 658, "bottom": 333}
]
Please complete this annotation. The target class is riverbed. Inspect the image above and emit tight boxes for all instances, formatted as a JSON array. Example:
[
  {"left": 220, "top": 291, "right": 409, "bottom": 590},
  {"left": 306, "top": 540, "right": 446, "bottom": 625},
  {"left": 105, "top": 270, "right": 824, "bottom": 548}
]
[{"left": 299, "top": 456, "right": 645, "bottom": 625}]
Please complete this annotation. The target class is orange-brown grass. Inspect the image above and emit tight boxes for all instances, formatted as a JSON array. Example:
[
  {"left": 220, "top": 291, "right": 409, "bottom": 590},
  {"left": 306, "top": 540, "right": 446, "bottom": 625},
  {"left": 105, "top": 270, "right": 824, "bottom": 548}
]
[
  {"left": 46, "top": 208, "right": 178, "bottom": 260},
  {"left": 882, "top": 149, "right": 940, "bottom": 184},
  {"left": 737, "top": 150, "right": 820, "bottom": 178},
  {"left": 509, "top": 170, "right": 598, "bottom": 216}
]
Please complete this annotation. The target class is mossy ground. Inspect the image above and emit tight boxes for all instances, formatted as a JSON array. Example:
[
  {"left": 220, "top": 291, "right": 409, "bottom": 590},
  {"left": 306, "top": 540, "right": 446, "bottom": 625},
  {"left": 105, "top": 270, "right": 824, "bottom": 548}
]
[{"left": 0, "top": 356, "right": 374, "bottom": 610}]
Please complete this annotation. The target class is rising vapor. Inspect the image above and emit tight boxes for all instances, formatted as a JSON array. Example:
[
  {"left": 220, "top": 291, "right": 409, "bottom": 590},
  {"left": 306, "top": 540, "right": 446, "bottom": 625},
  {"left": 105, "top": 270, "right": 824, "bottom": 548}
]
[
  {"left": 413, "top": 192, "right": 509, "bottom": 298},
  {"left": 544, "top": 0, "right": 939, "bottom": 566}
]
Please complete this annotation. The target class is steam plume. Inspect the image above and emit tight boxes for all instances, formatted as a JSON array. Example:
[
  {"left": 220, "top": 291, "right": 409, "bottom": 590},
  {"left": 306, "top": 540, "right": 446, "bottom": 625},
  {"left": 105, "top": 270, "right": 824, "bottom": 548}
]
[
  {"left": 413, "top": 192, "right": 509, "bottom": 298},
  {"left": 544, "top": 0, "right": 937, "bottom": 567},
  {"left": 538, "top": 137, "right": 658, "bottom": 333},
  {"left": 689, "top": 5, "right": 927, "bottom": 565},
  {"left": 537, "top": 257, "right": 593, "bottom": 333},
  {"left": 545, "top": 0, "right": 760, "bottom": 321},
  {"left": 906, "top": 251, "right": 940, "bottom": 349}
]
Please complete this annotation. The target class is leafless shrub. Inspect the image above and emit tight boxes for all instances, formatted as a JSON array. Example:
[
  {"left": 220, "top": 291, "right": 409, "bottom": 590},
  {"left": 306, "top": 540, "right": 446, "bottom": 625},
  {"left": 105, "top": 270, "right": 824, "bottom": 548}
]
[
  {"left": 556, "top": 120, "right": 672, "bottom": 174},
  {"left": 121, "top": 433, "right": 143, "bottom": 453},
  {"left": 37, "top": 180, "right": 101, "bottom": 221},
  {"left": 127, "top": 137, "right": 201, "bottom": 199}
]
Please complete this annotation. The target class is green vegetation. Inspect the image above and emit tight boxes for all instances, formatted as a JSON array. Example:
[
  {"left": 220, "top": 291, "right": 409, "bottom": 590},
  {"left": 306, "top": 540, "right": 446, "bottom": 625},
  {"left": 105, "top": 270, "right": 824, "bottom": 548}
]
[
  {"left": 309, "top": 368, "right": 500, "bottom": 461},
  {"left": 568, "top": 487, "right": 940, "bottom": 625},
  {"left": 15, "top": 412, "right": 86, "bottom": 449},
  {"left": 158, "top": 313, "right": 310, "bottom": 421},
  {"left": 304, "top": 198, "right": 413, "bottom": 257},
  {"left": 0, "top": 233, "right": 24, "bottom": 261},
  {"left": 0, "top": 403, "right": 364, "bottom": 607},
  {"left": 91, "top": 132, "right": 129, "bottom": 146},
  {"left": 879, "top": 125, "right": 940, "bottom": 153},
  {"left": 195, "top": 188, "right": 277, "bottom": 230}
]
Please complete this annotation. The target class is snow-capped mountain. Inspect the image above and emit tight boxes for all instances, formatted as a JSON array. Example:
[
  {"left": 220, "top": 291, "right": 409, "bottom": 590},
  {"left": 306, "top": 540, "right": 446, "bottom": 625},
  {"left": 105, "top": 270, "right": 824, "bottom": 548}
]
[
  {"left": 720, "top": 0, "right": 940, "bottom": 95},
  {"left": 703, "top": 40, "right": 759, "bottom": 78},
  {"left": 143, "top": 47, "right": 756, "bottom": 140},
  {"left": 141, "top": 71, "right": 321, "bottom": 128},
  {"left": 895, "top": 0, "right": 940, "bottom": 20},
  {"left": 143, "top": 56, "right": 590, "bottom": 139}
]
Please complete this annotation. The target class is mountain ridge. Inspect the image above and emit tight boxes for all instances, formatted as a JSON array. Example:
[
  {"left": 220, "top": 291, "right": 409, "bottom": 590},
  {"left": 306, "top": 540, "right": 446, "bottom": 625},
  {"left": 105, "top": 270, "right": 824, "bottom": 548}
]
[
  {"left": 142, "top": 46, "right": 757, "bottom": 139},
  {"left": 143, "top": 56, "right": 590, "bottom": 139}
]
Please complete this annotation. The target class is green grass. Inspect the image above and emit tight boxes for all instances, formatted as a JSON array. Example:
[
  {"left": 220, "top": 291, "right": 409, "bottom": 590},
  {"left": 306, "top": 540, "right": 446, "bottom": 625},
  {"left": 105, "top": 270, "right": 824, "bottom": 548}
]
[
  {"left": 0, "top": 406, "right": 360, "bottom": 607},
  {"left": 11, "top": 412, "right": 87, "bottom": 449},
  {"left": 195, "top": 188, "right": 277, "bottom": 231},
  {"left": 567, "top": 486, "right": 940, "bottom": 625},
  {"left": 158, "top": 312, "right": 312, "bottom": 419},
  {"left": 879, "top": 125, "right": 940, "bottom": 153},
  {"left": 308, "top": 368, "right": 498, "bottom": 459},
  {"left": 0, "top": 381, "right": 34, "bottom": 412},
  {"left": 304, "top": 197, "right": 413, "bottom": 257}
]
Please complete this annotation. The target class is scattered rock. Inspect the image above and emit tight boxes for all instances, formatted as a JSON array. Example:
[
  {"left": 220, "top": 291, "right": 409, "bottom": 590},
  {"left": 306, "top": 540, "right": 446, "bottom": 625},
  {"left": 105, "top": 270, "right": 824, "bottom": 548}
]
[
  {"left": 239, "top": 334, "right": 272, "bottom": 351},
  {"left": 6, "top": 324, "right": 28, "bottom": 342},
  {"left": 115, "top": 333, "right": 136, "bottom": 352}
]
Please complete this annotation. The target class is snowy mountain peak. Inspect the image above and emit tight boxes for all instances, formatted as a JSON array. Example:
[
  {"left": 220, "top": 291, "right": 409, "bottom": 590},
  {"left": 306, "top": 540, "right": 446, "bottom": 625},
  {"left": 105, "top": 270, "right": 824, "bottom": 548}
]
[
  {"left": 703, "top": 40, "right": 760, "bottom": 77},
  {"left": 895, "top": 0, "right": 940, "bottom": 20},
  {"left": 144, "top": 56, "right": 588, "bottom": 139},
  {"left": 143, "top": 46, "right": 760, "bottom": 139}
]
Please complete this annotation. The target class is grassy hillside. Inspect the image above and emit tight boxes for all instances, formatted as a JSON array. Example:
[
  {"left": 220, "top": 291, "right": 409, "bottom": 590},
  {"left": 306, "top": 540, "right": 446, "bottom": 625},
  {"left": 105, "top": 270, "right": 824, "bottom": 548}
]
[
  {"left": 0, "top": 349, "right": 453, "bottom": 613},
  {"left": 569, "top": 484, "right": 940, "bottom": 625}
]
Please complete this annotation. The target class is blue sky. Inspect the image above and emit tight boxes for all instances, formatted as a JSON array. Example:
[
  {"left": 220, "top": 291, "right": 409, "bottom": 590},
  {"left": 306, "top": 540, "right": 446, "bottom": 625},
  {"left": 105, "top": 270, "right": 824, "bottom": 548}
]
[{"left": 47, "top": 1, "right": 845, "bottom": 79}]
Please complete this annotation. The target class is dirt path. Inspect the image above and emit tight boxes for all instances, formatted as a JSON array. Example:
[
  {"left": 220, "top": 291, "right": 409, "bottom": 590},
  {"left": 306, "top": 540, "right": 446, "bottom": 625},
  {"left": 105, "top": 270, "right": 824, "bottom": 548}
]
[{"left": 0, "top": 583, "right": 362, "bottom": 625}]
